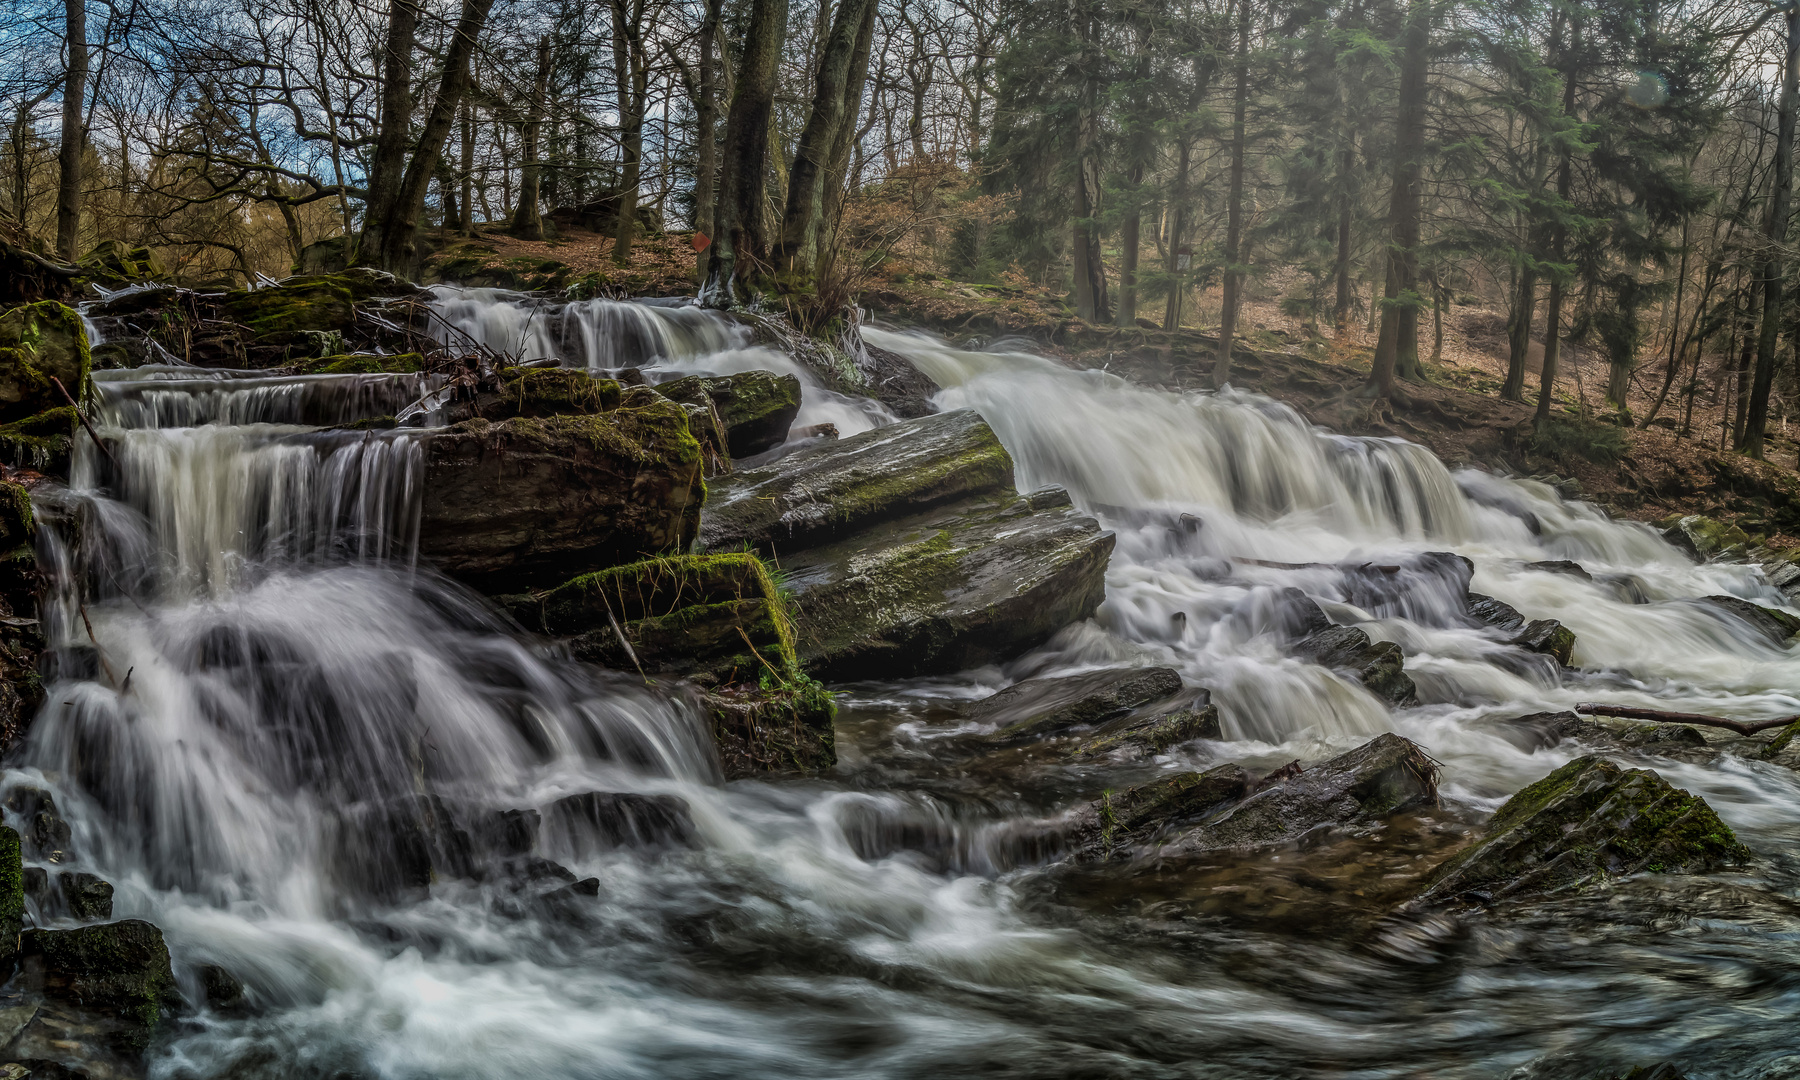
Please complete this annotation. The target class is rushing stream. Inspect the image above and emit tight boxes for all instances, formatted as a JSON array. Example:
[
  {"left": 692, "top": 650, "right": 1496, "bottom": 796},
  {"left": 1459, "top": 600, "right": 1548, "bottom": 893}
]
[{"left": 11, "top": 289, "right": 1800, "bottom": 1078}]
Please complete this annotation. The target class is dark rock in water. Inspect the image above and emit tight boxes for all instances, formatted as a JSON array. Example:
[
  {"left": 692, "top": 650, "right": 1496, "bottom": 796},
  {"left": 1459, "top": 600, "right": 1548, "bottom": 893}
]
[
  {"left": 1166, "top": 734, "right": 1439, "bottom": 854},
  {"left": 57, "top": 872, "right": 112, "bottom": 921},
  {"left": 973, "top": 667, "right": 1185, "bottom": 744},
  {"left": 546, "top": 792, "right": 695, "bottom": 856},
  {"left": 1078, "top": 706, "right": 1222, "bottom": 758},
  {"left": 1070, "top": 764, "right": 1252, "bottom": 861},
  {"left": 20, "top": 920, "right": 180, "bottom": 1055},
  {"left": 859, "top": 342, "right": 942, "bottom": 419},
  {"left": 418, "top": 388, "right": 704, "bottom": 592},
  {"left": 656, "top": 370, "right": 802, "bottom": 458},
  {"left": 1698, "top": 594, "right": 1800, "bottom": 646},
  {"left": 1466, "top": 592, "right": 1525, "bottom": 633},
  {"left": 477, "top": 809, "right": 541, "bottom": 857},
  {"left": 781, "top": 487, "right": 1114, "bottom": 680},
  {"left": 705, "top": 684, "right": 837, "bottom": 779},
  {"left": 699, "top": 408, "right": 1013, "bottom": 555},
  {"left": 1413, "top": 755, "right": 1750, "bottom": 907},
  {"left": 0, "top": 826, "right": 20, "bottom": 963},
  {"left": 1293, "top": 625, "right": 1418, "bottom": 707},
  {"left": 1511, "top": 618, "right": 1577, "bottom": 665},
  {"left": 0, "top": 302, "right": 88, "bottom": 426},
  {"left": 6, "top": 787, "right": 71, "bottom": 862},
  {"left": 1483, "top": 710, "right": 1711, "bottom": 758},
  {"left": 199, "top": 963, "right": 248, "bottom": 1012},
  {"left": 22, "top": 864, "right": 47, "bottom": 909},
  {"left": 334, "top": 795, "right": 473, "bottom": 900},
  {"left": 1338, "top": 552, "right": 1473, "bottom": 625},
  {"left": 1526, "top": 559, "right": 1592, "bottom": 580},
  {"left": 1270, "top": 587, "right": 1332, "bottom": 640}
]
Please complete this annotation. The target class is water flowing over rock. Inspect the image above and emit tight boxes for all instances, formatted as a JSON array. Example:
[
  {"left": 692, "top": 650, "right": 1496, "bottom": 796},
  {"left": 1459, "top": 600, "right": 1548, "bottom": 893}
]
[
  {"left": 1293, "top": 625, "right": 1418, "bottom": 706},
  {"left": 1414, "top": 756, "right": 1750, "bottom": 907},
  {"left": 971, "top": 666, "right": 1186, "bottom": 743}
]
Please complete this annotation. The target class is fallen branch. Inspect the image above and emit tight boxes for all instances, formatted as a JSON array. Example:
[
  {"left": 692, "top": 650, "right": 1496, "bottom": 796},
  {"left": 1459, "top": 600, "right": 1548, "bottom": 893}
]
[
  {"left": 1575, "top": 702, "right": 1799, "bottom": 737},
  {"left": 49, "top": 376, "right": 118, "bottom": 470}
]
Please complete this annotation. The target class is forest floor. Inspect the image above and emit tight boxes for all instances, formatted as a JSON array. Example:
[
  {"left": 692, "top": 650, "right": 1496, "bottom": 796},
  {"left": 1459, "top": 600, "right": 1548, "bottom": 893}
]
[{"left": 423, "top": 224, "right": 1800, "bottom": 551}]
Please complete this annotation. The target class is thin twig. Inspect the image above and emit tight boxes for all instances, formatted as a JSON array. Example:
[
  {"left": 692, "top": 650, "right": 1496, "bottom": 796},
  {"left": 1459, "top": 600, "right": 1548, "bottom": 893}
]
[
  {"left": 49, "top": 376, "right": 117, "bottom": 470},
  {"left": 599, "top": 591, "right": 647, "bottom": 683}
]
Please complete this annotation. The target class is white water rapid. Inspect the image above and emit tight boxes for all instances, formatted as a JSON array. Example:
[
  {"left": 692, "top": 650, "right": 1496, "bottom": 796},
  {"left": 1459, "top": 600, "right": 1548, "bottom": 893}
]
[{"left": 8, "top": 298, "right": 1799, "bottom": 1079}]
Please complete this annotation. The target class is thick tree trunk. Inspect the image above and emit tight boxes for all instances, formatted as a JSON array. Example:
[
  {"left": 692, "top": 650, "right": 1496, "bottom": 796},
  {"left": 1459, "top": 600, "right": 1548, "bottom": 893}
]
[
  {"left": 693, "top": 0, "right": 722, "bottom": 277},
  {"left": 1163, "top": 138, "right": 1192, "bottom": 331},
  {"left": 55, "top": 0, "right": 87, "bottom": 261},
  {"left": 1535, "top": 33, "right": 1578, "bottom": 426},
  {"left": 1742, "top": 4, "right": 1800, "bottom": 457},
  {"left": 361, "top": 0, "right": 421, "bottom": 266},
  {"left": 775, "top": 0, "right": 878, "bottom": 289},
  {"left": 460, "top": 102, "right": 475, "bottom": 234},
  {"left": 1367, "top": 0, "right": 1428, "bottom": 398},
  {"left": 1503, "top": 267, "right": 1537, "bottom": 401},
  {"left": 701, "top": 0, "right": 788, "bottom": 305},
  {"left": 611, "top": 0, "right": 650, "bottom": 267},
  {"left": 511, "top": 38, "right": 552, "bottom": 241},
  {"left": 1214, "top": 0, "right": 1250, "bottom": 384},
  {"left": 811, "top": 0, "right": 877, "bottom": 283},
  {"left": 1069, "top": 0, "right": 1109, "bottom": 323}
]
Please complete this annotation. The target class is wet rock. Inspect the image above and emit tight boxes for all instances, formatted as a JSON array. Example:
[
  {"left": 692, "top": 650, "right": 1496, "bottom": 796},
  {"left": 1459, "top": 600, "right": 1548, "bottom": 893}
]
[
  {"left": 1662, "top": 514, "right": 1751, "bottom": 563},
  {"left": 1271, "top": 587, "right": 1332, "bottom": 640},
  {"left": 1165, "top": 734, "right": 1439, "bottom": 854},
  {"left": 19, "top": 920, "right": 180, "bottom": 1055},
  {"left": 1293, "top": 625, "right": 1418, "bottom": 707},
  {"left": 57, "top": 873, "right": 112, "bottom": 922},
  {"left": 79, "top": 240, "right": 166, "bottom": 285},
  {"left": 1076, "top": 706, "right": 1222, "bottom": 758},
  {"left": 1413, "top": 755, "right": 1749, "bottom": 907},
  {"left": 780, "top": 487, "right": 1114, "bottom": 680},
  {"left": 418, "top": 390, "right": 704, "bottom": 593},
  {"left": 1525, "top": 558, "right": 1592, "bottom": 580},
  {"left": 476, "top": 809, "right": 541, "bottom": 857},
  {"left": 0, "top": 408, "right": 75, "bottom": 473},
  {"left": 521, "top": 553, "right": 794, "bottom": 681},
  {"left": 1337, "top": 552, "right": 1473, "bottom": 624},
  {"left": 199, "top": 963, "right": 248, "bottom": 1012},
  {"left": 1466, "top": 592, "right": 1525, "bottom": 632},
  {"left": 0, "top": 303, "right": 89, "bottom": 425},
  {"left": 973, "top": 667, "right": 1186, "bottom": 744},
  {"left": 293, "top": 351, "right": 424, "bottom": 376},
  {"left": 656, "top": 370, "right": 802, "bottom": 458},
  {"left": 1511, "top": 618, "right": 1577, "bottom": 665},
  {"left": 1698, "top": 594, "right": 1800, "bottom": 646},
  {"left": 704, "top": 683, "right": 837, "bottom": 778},
  {"left": 1070, "top": 764, "right": 1252, "bottom": 861},
  {"left": 1482, "top": 710, "right": 1713, "bottom": 758},
  {"left": 6, "top": 788, "right": 71, "bottom": 862},
  {"left": 545, "top": 792, "right": 695, "bottom": 856},
  {"left": 0, "top": 483, "right": 43, "bottom": 749},
  {"left": 699, "top": 408, "right": 1014, "bottom": 555},
  {"left": 0, "top": 827, "right": 20, "bottom": 964},
  {"left": 334, "top": 795, "right": 473, "bottom": 900},
  {"left": 436, "top": 367, "right": 623, "bottom": 425}
]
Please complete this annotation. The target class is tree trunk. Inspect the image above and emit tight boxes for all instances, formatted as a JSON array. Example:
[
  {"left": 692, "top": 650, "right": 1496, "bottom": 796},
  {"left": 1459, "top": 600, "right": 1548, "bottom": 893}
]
[
  {"left": 55, "top": 0, "right": 88, "bottom": 261},
  {"left": 361, "top": 0, "right": 421, "bottom": 266},
  {"left": 701, "top": 0, "right": 788, "bottom": 305},
  {"left": 611, "top": 0, "right": 650, "bottom": 266},
  {"left": 1214, "top": 0, "right": 1250, "bottom": 384},
  {"left": 460, "top": 102, "right": 475, "bottom": 235},
  {"left": 1367, "top": 0, "right": 1428, "bottom": 398},
  {"left": 1163, "top": 137, "right": 1192, "bottom": 331},
  {"left": 1536, "top": 31, "right": 1579, "bottom": 425},
  {"left": 812, "top": 0, "right": 878, "bottom": 282},
  {"left": 1742, "top": 3, "right": 1800, "bottom": 457},
  {"left": 1334, "top": 137, "right": 1353, "bottom": 331},
  {"left": 693, "top": 0, "right": 722, "bottom": 277},
  {"left": 775, "top": 0, "right": 878, "bottom": 290},
  {"left": 512, "top": 37, "right": 552, "bottom": 241},
  {"left": 1069, "top": 0, "right": 1108, "bottom": 323}
]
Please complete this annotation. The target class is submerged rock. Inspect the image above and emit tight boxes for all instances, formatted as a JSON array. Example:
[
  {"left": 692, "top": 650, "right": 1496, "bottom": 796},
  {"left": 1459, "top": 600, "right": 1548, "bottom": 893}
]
[
  {"left": 1511, "top": 618, "right": 1577, "bottom": 665},
  {"left": 1166, "top": 733, "right": 1439, "bottom": 854},
  {"left": 1070, "top": 764, "right": 1252, "bottom": 862},
  {"left": 199, "top": 964, "right": 248, "bottom": 1013},
  {"left": 418, "top": 392, "right": 704, "bottom": 592},
  {"left": 1414, "top": 755, "right": 1750, "bottom": 907},
  {"left": 699, "top": 408, "right": 1013, "bottom": 555},
  {"left": 545, "top": 792, "right": 695, "bottom": 856},
  {"left": 0, "top": 302, "right": 89, "bottom": 425},
  {"left": 58, "top": 872, "right": 113, "bottom": 922},
  {"left": 656, "top": 370, "right": 802, "bottom": 458},
  {"left": 1076, "top": 706, "right": 1222, "bottom": 758},
  {"left": 19, "top": 920, "right": 179, "bottom": 1055},
  {"left": 1697, "top": 594, "right": 1800, "bottom": 647},
  {"left": 704, "top": 682, "right": 837, "bottom": 778},
  {"left": 1293, "top": 625, "right": 1418, "bottom": 706},
  {"left": 972, "top": 666, "right": 1185, "bottom": 744},
  {"left": 780, "top": 487, "right": 1114, "bottom": 680}
]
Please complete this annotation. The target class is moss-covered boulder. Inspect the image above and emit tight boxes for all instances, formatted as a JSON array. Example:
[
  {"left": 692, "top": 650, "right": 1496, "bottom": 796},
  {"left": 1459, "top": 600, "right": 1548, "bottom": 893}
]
[
  {"left": 704, "top": 681, "right": 837, "bottom": 778},
  {"left": 442, "top": 367, "right": 623, "bottom": 424},
  {"left": 699, "top": 408, "right": 1014, "bottom": 554},
  {"left": 1293, "top": 625, "right": 1418, "bottom": 706},
  {"left": 520, "top": 553, "right": 793, "bottom": 681},
  {"left": 79, "top": 239, "right": 166, "bottom": 284},
  {"left": 656, "top": 370, "right": 802, "bottom": 458},
  {"left": 0, "top": 303, "right": 88, "bottom": 425},
  {"left": 20, "top": 920, "right": 179, "bottom": 1055},
  {"left": 972, "top": 666, "right": 1185, "bottom": 744},
  {"left": 1662, "top": 514, "right": 1752, "bottom": 563},
  {"left": 1165, "top": 733, "right": 1439, "bottom": 854},
  {"left": 294, "top": 352, "right": 424, "bottom": 376},
  {"left": 1698, "top": 594, "right": 1800, "bottom": 647},
  {"left": 0, "top": 407, "right": 75, "bottom": 474},
  {"left": 418, "top": 388, "right": 704, "bottom": 592},
  {"left": 780, "top": 486, "right": 1114, "bottom": 680},
  {"left": 221, "top": 276, "right": 356, "bottom": 338},
  {"left": 1415, "top": 756, "right": 1750, "bottom": 907}
]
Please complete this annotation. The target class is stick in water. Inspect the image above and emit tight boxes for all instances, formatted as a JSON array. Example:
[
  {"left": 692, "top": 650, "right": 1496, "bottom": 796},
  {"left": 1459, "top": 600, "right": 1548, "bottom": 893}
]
[
  {"left": 1575, "top": 702, "right": 1800, "bottom": 737},
  {"left": 50, "top": 376, "right": 117, "bottom": 469}
]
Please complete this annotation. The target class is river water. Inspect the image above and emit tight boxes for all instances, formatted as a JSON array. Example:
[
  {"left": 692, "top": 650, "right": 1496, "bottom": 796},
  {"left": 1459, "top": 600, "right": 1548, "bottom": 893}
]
[{"left": 11, "top": 290, "right": 1800, "bottom": 1078}]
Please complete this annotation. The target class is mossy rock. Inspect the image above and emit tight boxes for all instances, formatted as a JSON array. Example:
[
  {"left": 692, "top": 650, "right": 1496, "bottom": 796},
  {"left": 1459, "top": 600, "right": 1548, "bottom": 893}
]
[
  {"left": 79, "top": 239, "right": 166, "bottom": 284},
  {"left": 1415, "top": 755, "right": 1751, "bottom": 907},
  {"left": 656, "top": 370, "right": 802, "bottom": 458},
  {"left": 496, "top": 368, "right": 621, "bottom": 416},
  {"left": 220, "top": 277, "right": 356, "bottom": 340},
  {"left": 294, "top": 352, "right": 425, "bottom": 376},
  {"left": 0, "top": 302, "right": 90, "bottom": 425},
  {"left": 1072, "top": 763, "right": 1251, "bottom": 862},
  {"left": 0, "top": 407, "right": 77, "bottom": 473},
  {"left": 1077, "top": 706, "right": 1222, "bottom": 759},
  {"left": 0, "top": 826, "right": 21, "bottom": 965},
  {"left": 1294, "top": 624, "right": 1418, "bottom": 706},
  {"left": 21, "top": 919, "right": 179, "bottom": 1055},
  {"left": 704, "top": 681, "right": 837, "bottom": 779},
  {"left": 1661, "top": 515, "right": 1752, "bottom": 563}
]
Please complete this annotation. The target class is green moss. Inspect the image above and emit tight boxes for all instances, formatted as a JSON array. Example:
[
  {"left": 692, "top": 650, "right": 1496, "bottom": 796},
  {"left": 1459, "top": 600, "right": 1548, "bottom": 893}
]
[
  {"left": 0, "top": 406, "right": 76, "bottom": 469},
  {"left": 496, "top": 367, "right": 622, "bottom": 415},
  {"left": 502, "top": 390, "right": 700, "bottom": 472},
  {"left": 543, "top": 552, "right": 796, "bottom": 670},
  {"left": 296, "top": 352, "right": 424, "bottom": 375},
  {"left": 0, "top": 826, "right": 20, "bottom": 960},
  {"left": 1759, "top": 718, "right": 1800, "bottom": 760},
  {"left": 0, "top": 302, "right": 91, "bottom": 425},
  {"left": 220, "top": 278, "right": 356, "bottom": 338},
  {"left": 23, "top": 919, "right": 177, "bottom": 1054}
]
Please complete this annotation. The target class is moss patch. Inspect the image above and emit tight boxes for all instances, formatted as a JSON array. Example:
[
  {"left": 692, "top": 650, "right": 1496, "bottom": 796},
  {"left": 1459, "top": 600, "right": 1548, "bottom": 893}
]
[
  {"left": 0, "top": 406, "right": 76, "bottom": 470},
  {"left": 0, "top": 302, "right": 91, "bottom": 425},
  {"left": 22, "top": 919, "right": 179, "bottom": 1054},
  {"left": 220, "top": 278, "right": 357, "bottom": 338},
  {"left": 295, "top": 352, "right": 424, "bottom": 375}
]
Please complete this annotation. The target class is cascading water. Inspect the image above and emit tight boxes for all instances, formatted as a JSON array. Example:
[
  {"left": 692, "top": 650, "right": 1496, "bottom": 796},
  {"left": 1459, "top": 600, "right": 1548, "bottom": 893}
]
[{"left": 11, "top": 296, "right": 1800, "bottom": 1078}]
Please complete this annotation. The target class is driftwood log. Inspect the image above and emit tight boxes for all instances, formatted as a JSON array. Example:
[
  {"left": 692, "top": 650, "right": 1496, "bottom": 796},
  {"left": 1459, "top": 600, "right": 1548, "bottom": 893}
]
[{"left": 1575, "top": 702, "right": 1799, "bottom": 737}]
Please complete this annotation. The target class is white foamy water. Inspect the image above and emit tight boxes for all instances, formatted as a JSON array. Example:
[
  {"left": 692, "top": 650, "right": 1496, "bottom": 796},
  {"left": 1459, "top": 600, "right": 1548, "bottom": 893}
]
[{"left": 7, "top": 305, "right": 1798, "bottom": 1079}]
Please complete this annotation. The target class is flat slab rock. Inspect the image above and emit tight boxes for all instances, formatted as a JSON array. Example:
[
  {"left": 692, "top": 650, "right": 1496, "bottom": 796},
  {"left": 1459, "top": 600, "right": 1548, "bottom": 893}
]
[
  {"left": 700, "top": 408, "right": 1013, "bottom": 555},
  {"left": 1413, "top": 755, "right": 1750, "bottom": 907},
  {"left": 780, "top": 486, "right": 1114, "bottom": 680},
  {"left": 972, "top": 666, "right": 1186, "bottom": 743}
]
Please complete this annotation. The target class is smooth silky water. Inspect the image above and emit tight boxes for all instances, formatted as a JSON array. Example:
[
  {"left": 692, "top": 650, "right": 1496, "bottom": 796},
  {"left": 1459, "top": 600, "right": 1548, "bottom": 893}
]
[{"left": 8, "top": 299, "right": 1799, "bottom": 1078}]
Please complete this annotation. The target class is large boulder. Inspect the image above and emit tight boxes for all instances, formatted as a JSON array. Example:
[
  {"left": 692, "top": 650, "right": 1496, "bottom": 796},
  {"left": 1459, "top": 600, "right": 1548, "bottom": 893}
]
[
  {"left": 1293, "top": 625, "right": 1418, "bottom": 706},
  {"left": 1414, "top": 755, "right": 1750, "bottom": 907},
  {"left": 418, "top": 388, "right": 704, "bottom": 592},
  {"left": 1070, "top": 763, "right": 1252, "bottom": 862},
  {"left": 436, "top": 367, "right": 623, "bottom": 425},
  {"left": 1163, "top": 733, "right": 1439, "bottom": 854},
  {"left": 780, "top": 486, "right": 1114, "bottom": 680},
  {"left": 1698, "top": 594, "right": 1800, "bottom": 647},
  {"left": 1662, "top": 514, "right": 1751, "bottom": 563},
  {"left": 18, "top": 920, "right": 179, "bottom": 1055},
  {"left": 0, "top": 302, "right": 88, "bottom": 425},
  {"left": 699, "top": 408, "right": 1013, "bottom": 555},
  {"left": 971, "top": 666, "right": 1186, "bottom": 744},
  {"left": 656, "top": 370, "right": 802, "bottom": 458}
]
